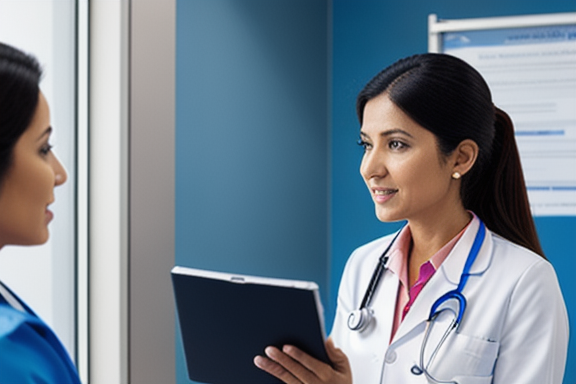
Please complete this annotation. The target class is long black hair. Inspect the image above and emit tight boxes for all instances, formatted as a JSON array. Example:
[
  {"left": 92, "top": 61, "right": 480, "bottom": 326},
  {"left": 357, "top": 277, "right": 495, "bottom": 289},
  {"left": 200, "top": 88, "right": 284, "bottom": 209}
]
[
  {"left": 357, "top": 53, "right": 544, "bottom": 258},
  {"left": 0, "top": 42, "right": 43, "bottom": 184}
]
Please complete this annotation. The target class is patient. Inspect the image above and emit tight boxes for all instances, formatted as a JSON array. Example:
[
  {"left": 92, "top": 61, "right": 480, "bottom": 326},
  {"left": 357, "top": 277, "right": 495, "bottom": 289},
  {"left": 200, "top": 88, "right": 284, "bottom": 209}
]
[{"left": 0, "top": 41, "right": 80, "bottom": 383}]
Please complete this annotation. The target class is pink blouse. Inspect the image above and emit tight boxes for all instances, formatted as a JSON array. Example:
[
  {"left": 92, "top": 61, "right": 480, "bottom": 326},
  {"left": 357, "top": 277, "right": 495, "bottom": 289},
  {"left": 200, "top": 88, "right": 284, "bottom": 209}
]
[{"left": 385, "top": 220, "right": 471, "bottom": 341}]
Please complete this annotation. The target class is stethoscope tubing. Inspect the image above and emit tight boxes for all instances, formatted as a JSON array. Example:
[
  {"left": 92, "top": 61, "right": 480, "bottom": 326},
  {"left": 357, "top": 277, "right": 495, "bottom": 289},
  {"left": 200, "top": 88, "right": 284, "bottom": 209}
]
[
  {"left": 419, "top": 314, "right": 459, "bottom": 384},
  {"left": 360, "top": 227, "right": 403, "bottom": 309},
  {"left": 418, "top": 220, "right": 486, "bottom": 383},
  {"left": 427, "top": 221, "right": 486, "bottom": 324},
  {"left": 347, "top": 227, "right": 404, "bottom": 331}
]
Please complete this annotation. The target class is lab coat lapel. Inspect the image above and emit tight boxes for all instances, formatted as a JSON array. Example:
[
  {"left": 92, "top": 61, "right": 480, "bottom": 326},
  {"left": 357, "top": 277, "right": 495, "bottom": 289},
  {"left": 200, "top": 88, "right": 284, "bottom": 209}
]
[
  {"left": 372, "top": 246, "right": 405, "bottom": 345},
  {"left": 379, "top": 265, "right": 402, "bottom": 341},
  {"left": 390, "top": 218, "right": 493, "bottom": 344},
  {"left": 439, "top": 218, "right": 493, "bottom": 285}
]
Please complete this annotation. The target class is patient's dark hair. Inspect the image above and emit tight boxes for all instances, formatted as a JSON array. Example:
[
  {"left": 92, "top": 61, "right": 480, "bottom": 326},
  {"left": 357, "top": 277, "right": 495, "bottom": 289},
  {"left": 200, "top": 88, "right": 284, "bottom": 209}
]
[
  {"left": 0, "top": 42, "right": 42, "bottom": 184},
  {"left": 357, "top": 53, "right": 544, "bottom": 257}
]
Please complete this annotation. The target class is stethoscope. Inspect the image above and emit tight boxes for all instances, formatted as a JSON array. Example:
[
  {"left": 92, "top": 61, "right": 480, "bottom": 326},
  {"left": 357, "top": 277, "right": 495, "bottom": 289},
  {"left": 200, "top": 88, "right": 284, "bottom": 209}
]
[{"left": 347, "top": 220, "right": 487, "bottom": 384}]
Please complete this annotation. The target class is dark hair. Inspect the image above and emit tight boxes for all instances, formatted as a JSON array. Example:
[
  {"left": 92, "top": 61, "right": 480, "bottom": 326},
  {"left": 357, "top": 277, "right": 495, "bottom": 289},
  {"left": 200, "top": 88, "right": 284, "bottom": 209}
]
[
  {"left": 357, "top": 53, "right": 544, "bottom": 258},
  {"left": 0, "top": 42, "right": 43, "bottom": 184}
]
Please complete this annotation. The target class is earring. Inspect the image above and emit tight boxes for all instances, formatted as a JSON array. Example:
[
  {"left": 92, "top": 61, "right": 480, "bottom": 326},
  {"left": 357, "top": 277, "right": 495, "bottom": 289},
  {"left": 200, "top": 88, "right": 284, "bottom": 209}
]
[{"left": 452, "top": 172, "right": 461, "bottom": 180}]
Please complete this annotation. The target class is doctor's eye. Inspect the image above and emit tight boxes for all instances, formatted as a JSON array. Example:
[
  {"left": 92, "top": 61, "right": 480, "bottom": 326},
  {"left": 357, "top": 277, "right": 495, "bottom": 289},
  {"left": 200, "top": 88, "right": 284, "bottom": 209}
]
[
  {"left": 357, "top": 139, "right": 372, "bottom": 152},
  {"left": 388, "top": 140, "right": 408, "bottom": 151}
]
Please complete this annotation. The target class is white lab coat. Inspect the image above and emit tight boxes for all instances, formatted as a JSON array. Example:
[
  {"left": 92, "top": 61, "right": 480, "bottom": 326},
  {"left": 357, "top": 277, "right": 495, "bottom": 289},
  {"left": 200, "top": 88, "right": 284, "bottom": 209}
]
[{"left": 331, "top": 217, "right": 569, "bottom": 384}]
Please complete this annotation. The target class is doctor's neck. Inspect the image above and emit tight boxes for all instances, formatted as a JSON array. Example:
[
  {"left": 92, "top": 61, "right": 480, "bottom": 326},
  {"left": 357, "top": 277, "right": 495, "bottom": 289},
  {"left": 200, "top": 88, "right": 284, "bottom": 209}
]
[{"left": 406, "top": 208, "right": 472, "bottom": 268}]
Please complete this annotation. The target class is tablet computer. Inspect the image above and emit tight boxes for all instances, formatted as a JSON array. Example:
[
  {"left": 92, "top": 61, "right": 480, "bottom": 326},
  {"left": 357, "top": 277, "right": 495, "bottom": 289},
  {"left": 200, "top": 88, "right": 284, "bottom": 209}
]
[{"left": 171, "top": 266, "right": 329, "bottom": 384}]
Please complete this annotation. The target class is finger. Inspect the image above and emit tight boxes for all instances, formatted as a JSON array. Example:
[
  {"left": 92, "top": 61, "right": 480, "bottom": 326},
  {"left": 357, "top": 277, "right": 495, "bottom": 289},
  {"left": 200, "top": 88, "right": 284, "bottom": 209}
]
[
  {"left": 254, "top": 352, "right": 301, "bottom": 384},
  {"left": 281, "top": 345, "right": 331, "bottom": 382},
  {"left": 267, "top": 346, "right": 318, "bottom": 384},
  {"left": 325, "top": 338, "right": 352, "bottom": 374}
]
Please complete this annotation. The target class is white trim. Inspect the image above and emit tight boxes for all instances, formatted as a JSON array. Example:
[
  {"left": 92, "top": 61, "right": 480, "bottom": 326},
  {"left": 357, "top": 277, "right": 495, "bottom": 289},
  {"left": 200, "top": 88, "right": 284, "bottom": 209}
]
[
  {"left": 429, "top": 12, "right": 576, "bottom": 52},
  {"left": 76, "top": 0, "right": 89, "bottom": 382},
  {"left": 430, "top": 12, "right": 576, "bottom": 33},
  {"left": 89, "top": 0, "right": 129, "bottom": 383},
  {"left": 428, "top": 14, "right": 441, "bottom": 53}
]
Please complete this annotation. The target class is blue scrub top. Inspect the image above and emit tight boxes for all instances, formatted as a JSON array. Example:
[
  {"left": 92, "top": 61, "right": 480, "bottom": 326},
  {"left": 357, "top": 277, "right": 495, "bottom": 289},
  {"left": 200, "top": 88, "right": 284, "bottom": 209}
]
[{"left": 0, "top": 283, "right": 80, "bottom": 384}]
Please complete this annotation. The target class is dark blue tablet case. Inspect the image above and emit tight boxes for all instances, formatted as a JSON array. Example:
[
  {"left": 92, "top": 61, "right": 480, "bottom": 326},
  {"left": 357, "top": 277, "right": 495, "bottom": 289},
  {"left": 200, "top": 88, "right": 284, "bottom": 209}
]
[{"left": 171, "top": 266, "right": 329, "bottom": 384}]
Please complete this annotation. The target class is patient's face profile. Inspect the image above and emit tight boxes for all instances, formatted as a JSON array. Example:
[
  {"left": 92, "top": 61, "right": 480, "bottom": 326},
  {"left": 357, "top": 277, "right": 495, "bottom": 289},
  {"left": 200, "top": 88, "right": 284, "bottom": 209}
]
[{"left": 0, "top": 92, "right": 67, "bottom": 248}]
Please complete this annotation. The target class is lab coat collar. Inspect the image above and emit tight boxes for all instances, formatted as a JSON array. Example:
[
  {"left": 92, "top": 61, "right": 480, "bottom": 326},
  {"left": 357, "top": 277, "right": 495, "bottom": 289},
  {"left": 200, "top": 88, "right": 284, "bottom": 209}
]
[
  {"left": 439, "top": 215, "right": 493, "bottom": 285},
  {"left": 389, "top": 216, "right": 493, "bottom": 344}
]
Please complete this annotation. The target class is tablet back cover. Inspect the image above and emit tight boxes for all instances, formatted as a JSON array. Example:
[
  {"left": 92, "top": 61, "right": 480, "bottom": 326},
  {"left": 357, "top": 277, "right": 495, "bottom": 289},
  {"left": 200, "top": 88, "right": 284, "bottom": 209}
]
[{"left": 171, "top": 266, "right": 329, "bottom": 384}]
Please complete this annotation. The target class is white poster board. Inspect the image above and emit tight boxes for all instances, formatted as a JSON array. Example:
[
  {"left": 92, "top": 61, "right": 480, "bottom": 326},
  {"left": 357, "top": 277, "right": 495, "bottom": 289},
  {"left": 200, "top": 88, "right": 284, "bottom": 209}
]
[{"left": 429, "top": 13, "right": 576, "bottom": 216}]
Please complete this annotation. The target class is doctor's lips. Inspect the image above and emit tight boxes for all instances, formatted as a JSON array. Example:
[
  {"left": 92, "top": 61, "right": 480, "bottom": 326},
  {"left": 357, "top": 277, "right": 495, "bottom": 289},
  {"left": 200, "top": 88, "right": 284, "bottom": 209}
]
[{"left": 371, "top": 187, "right": 398, "bottom": 203}]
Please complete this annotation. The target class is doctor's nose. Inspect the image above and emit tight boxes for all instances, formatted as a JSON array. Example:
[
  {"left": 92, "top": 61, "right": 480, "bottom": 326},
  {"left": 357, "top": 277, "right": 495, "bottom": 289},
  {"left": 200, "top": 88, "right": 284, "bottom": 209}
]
[{"left": 360, "top": 151, "right": 388, "bottom": 181}]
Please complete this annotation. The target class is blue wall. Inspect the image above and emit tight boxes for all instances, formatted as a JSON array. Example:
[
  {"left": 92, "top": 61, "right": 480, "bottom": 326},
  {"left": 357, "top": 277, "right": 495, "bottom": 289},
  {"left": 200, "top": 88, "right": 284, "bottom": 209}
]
[
  {"left": 331, "top": 1, "right": 576, "bottom": 383},
  {"left": 175, "top": 1, "right": 329, "bottom": 383}
]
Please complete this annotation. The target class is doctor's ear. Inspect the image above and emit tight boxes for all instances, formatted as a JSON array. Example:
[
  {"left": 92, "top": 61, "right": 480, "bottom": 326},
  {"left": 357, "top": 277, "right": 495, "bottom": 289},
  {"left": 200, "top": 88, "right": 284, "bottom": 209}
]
[{"left": 451, "top": 139, "right": 479, "bottom": 178}]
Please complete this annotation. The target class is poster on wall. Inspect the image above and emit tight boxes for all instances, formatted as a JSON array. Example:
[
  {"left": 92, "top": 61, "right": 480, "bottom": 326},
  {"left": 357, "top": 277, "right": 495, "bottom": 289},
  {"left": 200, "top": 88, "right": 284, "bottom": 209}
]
[{"left": 429, "top": 14, "right": 576, "bottom": 216}]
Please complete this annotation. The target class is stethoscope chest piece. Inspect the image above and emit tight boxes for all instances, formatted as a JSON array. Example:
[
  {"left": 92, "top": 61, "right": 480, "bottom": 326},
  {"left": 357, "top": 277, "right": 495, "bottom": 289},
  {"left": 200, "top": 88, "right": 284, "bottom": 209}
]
[
  {"left": 347, "top": 307, "right": 373, "bottom": 332},
  {"left": 347, "top": 228, "right": 404, "bottom": 332}
]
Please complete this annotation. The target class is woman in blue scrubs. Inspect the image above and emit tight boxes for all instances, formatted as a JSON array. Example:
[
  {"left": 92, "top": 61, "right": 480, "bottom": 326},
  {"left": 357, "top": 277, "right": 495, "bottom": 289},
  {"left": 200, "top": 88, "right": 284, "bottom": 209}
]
[{"left": 0, "top": 42, "right": 80, "bottom": 384}]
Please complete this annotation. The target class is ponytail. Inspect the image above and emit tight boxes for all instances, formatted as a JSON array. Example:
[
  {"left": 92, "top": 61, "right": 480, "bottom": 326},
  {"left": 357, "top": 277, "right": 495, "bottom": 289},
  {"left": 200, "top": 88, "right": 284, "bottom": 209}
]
[{"left": 462, "top": 107, "right": 545, "bottom": 258}]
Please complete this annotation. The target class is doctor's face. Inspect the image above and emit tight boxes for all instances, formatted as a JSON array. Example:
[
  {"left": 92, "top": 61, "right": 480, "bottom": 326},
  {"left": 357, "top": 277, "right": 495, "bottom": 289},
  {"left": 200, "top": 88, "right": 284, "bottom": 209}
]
[
  {"left": 0, "top": 92, "right": 67, "bottom": 248},
  {"left": 359, "top": 93, "right": 458, "bottom": 224}
]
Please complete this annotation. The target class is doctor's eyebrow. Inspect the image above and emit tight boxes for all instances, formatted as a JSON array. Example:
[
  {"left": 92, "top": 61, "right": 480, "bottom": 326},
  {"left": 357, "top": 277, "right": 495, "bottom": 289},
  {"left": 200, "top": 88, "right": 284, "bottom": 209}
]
[
  {"left": 36, "top": 126, "right": 52, "bottom": 141},
  {"left": 360, "top": 128, "right": 414, "bottom": 140}
]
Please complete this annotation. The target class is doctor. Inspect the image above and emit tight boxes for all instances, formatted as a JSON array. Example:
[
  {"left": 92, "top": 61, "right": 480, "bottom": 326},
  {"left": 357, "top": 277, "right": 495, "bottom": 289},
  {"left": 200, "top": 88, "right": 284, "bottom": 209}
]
[
  {"left": 0, "top": 42, "right": 80, "bottom": 383},
  {"left": 254, "top": 53, "right": 569, "bottom": 384}
]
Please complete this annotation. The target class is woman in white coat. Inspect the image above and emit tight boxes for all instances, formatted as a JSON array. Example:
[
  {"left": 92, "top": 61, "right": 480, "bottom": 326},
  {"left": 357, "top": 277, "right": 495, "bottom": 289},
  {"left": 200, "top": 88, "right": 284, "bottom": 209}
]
[{"left": 254, "top": 53, "right": 569, "bottom": 383}]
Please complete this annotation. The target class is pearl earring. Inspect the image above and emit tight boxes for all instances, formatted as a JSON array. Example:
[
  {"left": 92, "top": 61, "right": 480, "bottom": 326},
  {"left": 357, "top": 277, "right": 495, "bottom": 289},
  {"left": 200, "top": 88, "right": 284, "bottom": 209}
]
[{"left": 452, "top": 172, "right": 461, "bottom": 180}]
